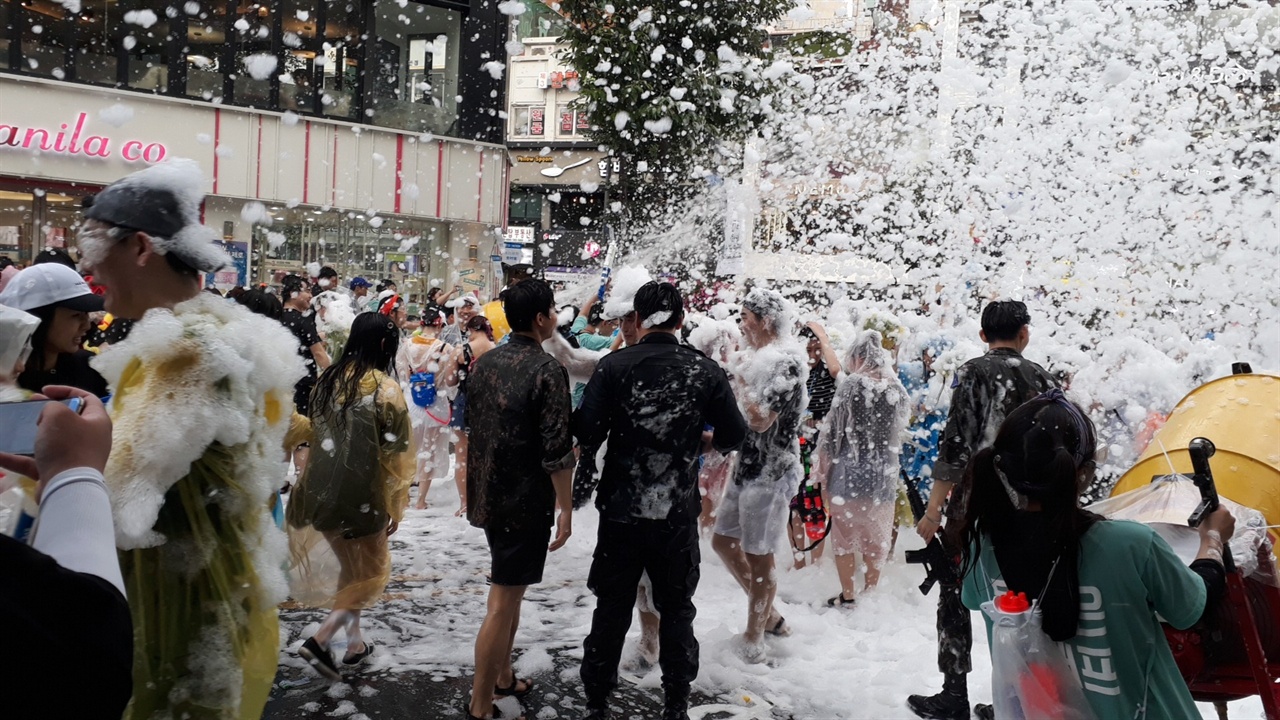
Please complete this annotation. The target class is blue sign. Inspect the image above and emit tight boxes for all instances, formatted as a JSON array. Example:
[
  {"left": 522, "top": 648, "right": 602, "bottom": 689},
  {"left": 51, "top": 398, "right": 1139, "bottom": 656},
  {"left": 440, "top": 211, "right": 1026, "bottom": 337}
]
[{"left": 215, "top": 241, "right": 249, "bottom": 286}]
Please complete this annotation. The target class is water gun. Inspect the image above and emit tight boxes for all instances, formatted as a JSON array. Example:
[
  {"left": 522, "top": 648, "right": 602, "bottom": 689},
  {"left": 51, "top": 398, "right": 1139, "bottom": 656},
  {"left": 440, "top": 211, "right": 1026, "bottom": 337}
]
[{"left": 597, "top": 239, "right": 617, "bottom": 301}]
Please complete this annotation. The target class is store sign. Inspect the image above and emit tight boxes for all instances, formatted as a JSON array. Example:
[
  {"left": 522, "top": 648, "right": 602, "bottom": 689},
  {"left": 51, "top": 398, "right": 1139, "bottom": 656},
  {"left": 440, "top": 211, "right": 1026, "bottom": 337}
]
[
  {"left": 505, "top": 226, "right": 535, "bottom": 243},
  {"left": 516, "top": 156, "right": 554, "bottom": 163},
  {"left": 214, "top": 241, "right": 249, "bottom": 287},
  {"left": 0, "top": 113, "right": 168, "bottom": 164}
]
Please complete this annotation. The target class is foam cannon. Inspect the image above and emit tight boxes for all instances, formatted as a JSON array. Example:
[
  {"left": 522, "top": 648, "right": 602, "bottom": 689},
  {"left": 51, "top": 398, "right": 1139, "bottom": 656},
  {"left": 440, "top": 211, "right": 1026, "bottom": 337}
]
[{"left": 1185, "top": 437, "right": 1236, "bottom": 573}]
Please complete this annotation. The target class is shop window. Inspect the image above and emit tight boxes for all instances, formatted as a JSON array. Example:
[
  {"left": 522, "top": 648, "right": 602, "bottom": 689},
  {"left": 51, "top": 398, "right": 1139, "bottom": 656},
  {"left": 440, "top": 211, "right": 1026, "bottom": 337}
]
[
  {"left": 320, "top": 1, "right": 362, "bottom": 119},
  {"left": 229, "top": 3, "right": 274, "bottom": 107},
  {"left": 511, "top": 103, "right": 545, "bottom": 137},
  {"left": 279, "top": 0, "right": 319, "bottom": 113},
  {"left": 557, "top": 104, "right": 589, "bottom": 138},
  {"left": 365, "top": 0, "right": 462, "bottom": 135},
  {"left": 185, "top": 1, "right": 225, "bottom": 101},
  {"left": 511, "top": 0, "right": 568, "bottom": 41},
  {"left": 122, "top": 0, "right": 177, "bottom": 93},
  {"left": 19, "top": 4, "right": 72, "bottom": 79},
  {"left": 73, "top": 2, "right": 121, "bottom": 86},
  {"left": 0, "top": 2, "right": 12, "bottom": 69}
]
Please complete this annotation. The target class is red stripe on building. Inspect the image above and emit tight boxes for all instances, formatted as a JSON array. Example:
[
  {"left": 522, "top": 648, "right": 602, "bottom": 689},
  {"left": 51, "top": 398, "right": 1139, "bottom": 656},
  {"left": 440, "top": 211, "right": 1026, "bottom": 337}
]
[
  {"left": 394, "top": 134, "right": 404, "bottom": 215},
  {"left": 435, "top": 140, "right": 444, "bottom": 218},
  {"left": 332, "top": 132, "right": 339, "bottom": 207},
  {"left": 303, "top": 121, "right": 311, "bottom": 205},
  {"left": 502, "top": 160, "right": 511, "bottom": 229},
  {"left": 476, "top": 149, "right": 484, "bottom": 223},
  {"left": 212, "top": 109, "right": 221, "bottom": 195},
  {"left": 255, "top": 115, "right": 263, "bottom": 198}
]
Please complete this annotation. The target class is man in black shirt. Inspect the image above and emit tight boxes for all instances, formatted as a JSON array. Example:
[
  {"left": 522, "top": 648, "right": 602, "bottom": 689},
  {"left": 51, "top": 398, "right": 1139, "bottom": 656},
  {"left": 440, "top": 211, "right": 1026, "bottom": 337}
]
[
  {"left": 280, "top": 274, "right": 331, "bottom": 415},
  {"left": 465, "top": 279, "right": 575, "bottom": 720},
  {"left": 575, "top": 282, "right": 747, "bottom": 720},
  {"left": 908, "top": 300, "right": 1057, "bottom": 720}
]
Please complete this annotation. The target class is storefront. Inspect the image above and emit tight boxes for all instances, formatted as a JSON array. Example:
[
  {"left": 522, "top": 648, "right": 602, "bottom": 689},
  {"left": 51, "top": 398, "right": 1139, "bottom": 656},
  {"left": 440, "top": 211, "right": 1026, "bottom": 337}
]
[
  {"left": 507, "top": 148, "right": 614, "bottom": 275},
  {"left": 0, "top": 75, "right": 508, "bottom": 302}
]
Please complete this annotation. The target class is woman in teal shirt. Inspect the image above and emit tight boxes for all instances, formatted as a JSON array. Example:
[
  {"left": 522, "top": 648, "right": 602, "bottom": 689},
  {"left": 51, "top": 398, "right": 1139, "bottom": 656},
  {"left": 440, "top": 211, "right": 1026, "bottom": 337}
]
[{"left": 956, "top": 390, "right": 1235, "bottom": 720}]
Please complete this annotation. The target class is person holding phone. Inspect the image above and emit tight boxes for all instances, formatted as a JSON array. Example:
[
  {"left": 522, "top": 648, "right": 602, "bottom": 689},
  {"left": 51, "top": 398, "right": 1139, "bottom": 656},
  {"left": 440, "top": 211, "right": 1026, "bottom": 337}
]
[
  {"left": 0, "top": 386, "right": 133, "bottom": 719},
  {"left": 0, "top": 263, "right": 109, "bottom": 397}
]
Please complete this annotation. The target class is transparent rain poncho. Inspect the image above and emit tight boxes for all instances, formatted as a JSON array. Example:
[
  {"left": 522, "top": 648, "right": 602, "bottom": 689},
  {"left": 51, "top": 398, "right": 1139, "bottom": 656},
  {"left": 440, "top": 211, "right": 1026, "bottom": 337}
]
[
  {"left": 287, "top": 369, "right": 414, "bottom": 609},
  {"left": 819, "top": 331, "right": 909, "bottom": 504}
]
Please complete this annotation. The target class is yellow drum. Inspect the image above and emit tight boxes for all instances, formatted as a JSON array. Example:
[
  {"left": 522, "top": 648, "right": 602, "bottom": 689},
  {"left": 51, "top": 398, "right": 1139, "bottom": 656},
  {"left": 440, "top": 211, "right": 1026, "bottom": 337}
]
[{"left": 1111, "top": 372, "right": 1280, "bottom": 542}]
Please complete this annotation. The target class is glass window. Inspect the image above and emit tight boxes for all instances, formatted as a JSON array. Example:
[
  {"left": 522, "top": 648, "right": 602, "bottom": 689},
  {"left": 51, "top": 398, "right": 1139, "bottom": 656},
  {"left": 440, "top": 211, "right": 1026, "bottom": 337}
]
[
  {"left": 511, "top": 103, "right": 545, "bottom": 137},
  {"left": 230, "top": 2, "right": 274, "bottom": 107},
  {"left": 124, "top": 1, "right": 175, "bottom": 93},
  {"left": 556, "top": 104, "right": 587, "bottom": 138},
  {"left": 279, "top": 0, "right": 318, "bottom": 113},
  {"left": 365, "top": 1, "right": 462, "bottom": 135},
  {"left": 185, "top": 0, "right": 225, "bottom": 102},
  {"left": 74, "top": 2, "right": 121, "bottom": 86},
  {"left": 20, "top": 5, "right": 72, "bottom": 79},
  {"left": 320, "top": 1, "right": 361, "bottom": 119},
  {"left": 512, "top": 0, "right": 568, "bottom": 41},
  {"left": 0, "top": 2, "right": 13, "bottom": 70}
]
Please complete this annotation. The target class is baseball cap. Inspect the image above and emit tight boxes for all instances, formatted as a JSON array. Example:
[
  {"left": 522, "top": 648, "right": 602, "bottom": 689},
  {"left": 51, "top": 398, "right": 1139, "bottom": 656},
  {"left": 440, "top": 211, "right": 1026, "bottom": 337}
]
[
  {"left": 349, "top": 276, "right": 371, "bottom": 290},
  {"left": 0, "top": 264, "right": 105, "bottom": 313}
]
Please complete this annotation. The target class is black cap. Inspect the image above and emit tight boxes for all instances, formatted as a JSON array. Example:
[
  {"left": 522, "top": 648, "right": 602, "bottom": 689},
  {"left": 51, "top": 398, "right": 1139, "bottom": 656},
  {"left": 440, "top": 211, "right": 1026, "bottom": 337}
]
[{"left": 83, "top": 185, "right": 186, "bottom": 238}]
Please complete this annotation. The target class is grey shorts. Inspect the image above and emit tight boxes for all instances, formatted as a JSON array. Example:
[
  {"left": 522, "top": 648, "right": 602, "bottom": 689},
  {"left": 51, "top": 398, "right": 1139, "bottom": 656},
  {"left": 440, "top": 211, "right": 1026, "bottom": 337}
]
[{"left": 713, "top": 468, "right": 797, "bottom": 556}]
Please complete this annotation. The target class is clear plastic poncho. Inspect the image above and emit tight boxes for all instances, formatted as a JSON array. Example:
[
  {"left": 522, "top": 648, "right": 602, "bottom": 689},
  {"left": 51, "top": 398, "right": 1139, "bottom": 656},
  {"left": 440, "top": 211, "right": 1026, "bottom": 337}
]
[
  {"left": 287, "top": 369, "right": 413, "bottom": 609},
  {"left": 819, "top": 331, "right": 909, "bottom": 504}
]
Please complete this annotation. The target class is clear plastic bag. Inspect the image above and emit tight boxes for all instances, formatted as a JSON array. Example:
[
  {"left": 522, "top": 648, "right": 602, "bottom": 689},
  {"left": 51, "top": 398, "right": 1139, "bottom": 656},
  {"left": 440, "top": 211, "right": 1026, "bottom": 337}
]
[{"left": 983, "top": 591, "right": 1097, "bottom": 720}]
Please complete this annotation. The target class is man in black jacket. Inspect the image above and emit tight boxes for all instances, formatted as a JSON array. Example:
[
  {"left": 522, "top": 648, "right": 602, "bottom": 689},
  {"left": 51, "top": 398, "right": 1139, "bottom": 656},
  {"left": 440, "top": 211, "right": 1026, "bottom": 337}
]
[
  {"left": 908, "top": 300, "right": 1058, "bottom": 720},
  {"left": 574, "top": 282, "right": 748, "bottom": 720}
]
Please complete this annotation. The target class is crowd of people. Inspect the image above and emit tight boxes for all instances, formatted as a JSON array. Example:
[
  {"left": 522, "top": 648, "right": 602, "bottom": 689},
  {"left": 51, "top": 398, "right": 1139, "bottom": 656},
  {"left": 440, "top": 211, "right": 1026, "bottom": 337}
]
[{"left": 0, "top": 160, "right": 1242, "bottom": 720}]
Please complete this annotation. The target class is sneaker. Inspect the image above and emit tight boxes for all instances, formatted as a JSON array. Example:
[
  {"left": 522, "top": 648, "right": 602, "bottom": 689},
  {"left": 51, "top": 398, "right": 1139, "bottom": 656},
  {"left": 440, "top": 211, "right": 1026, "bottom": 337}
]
[
  {"left": 298, "top": 637, "right": 341, "bottom": 681},
  {"left": 906, "top": 691, "right": 969, "bottom": 720},
  {"left": 342, "top": 642, "right": 374, "bottom": 666},
  {"left": 974, "top": 703, "right": 994, "bottom": 720}
]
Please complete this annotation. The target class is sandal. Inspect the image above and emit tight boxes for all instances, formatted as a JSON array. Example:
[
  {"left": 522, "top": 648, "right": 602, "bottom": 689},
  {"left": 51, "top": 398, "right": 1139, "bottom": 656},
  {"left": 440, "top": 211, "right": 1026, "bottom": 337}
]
[
  {"left": 494, "top": 676, "right": 535, "bottom": 698},
  {"left": 827, "top": 593, "right": 856, "bottom": 608},
  {"left": 343, "top": 642, "right": 375, "bottom": 665},
  {"left": 765, "top": 616, "right": 791, "bottom": 637}
]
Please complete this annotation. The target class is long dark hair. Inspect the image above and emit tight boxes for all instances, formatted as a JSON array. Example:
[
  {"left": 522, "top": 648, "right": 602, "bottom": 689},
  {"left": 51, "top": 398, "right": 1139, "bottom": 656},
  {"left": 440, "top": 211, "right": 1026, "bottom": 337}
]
[
  {"left": 466, "top": 314, "right": 494, "bottom": 342},
  {"left": 17, "top": 304, "right": 59, "bottom": 383},
  {"left": 308, "top": 313, "right": 400, "bottom": 423},
  {"left": 956, "top": 391, "right": 1100, "bottom": 641}
]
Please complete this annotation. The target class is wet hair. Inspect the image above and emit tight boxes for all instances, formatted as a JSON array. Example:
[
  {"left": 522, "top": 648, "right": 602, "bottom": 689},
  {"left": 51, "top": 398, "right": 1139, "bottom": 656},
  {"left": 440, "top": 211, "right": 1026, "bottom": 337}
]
[
  {"left": 466, "top": 314, "right": 495, "bottom": 342},
  {"left": 503, "top": 279, "right": 554, "bottom": 333},
  {"left": 0, "top": 257, "right": 13, "bottom": 270},
  {"left": 633, "top": 281, "right": 684, "bottom": 331},
  {"left": 981, "top": 300, "right": 1031, "bottom": 342},
  {"left": 741, "top": 288, "right": 787, "bottom": 334},
  {"left": 234, "top": 288, "right": 283, "bottom": 320},
  {"left": 281, "top": 274, "right": 308, "bottom": 301},
  {"left": 956, "top": 390, "right": 1099, "bottom": 641},
  {"left": 309, "top": 312, "right": 400, "bottom": 424},
  {"left": 318, "top": 266, "right": 338, "bottom": 280}
]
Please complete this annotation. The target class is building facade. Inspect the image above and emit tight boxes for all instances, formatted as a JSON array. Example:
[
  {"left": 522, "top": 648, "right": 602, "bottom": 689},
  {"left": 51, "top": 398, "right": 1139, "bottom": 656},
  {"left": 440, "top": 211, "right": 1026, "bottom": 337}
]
[
  {"left": 502, "top": 2, "right": 614, "bottom": 282},
  {"left": 0, "top": 0, "right": 509, "bottom": 303}
]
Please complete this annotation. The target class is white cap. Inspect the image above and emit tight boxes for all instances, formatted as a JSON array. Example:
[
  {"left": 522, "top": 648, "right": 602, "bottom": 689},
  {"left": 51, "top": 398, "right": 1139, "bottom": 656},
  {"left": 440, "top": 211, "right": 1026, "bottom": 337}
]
[
  {"left": 0, "top": 264, "right": 104, "bottom": 313},
  {"left": 447, "top": 295, "right": 481, "bottom": 309},
  {"left": 0, "top": 304, "right": 40, "bottom": 376}
]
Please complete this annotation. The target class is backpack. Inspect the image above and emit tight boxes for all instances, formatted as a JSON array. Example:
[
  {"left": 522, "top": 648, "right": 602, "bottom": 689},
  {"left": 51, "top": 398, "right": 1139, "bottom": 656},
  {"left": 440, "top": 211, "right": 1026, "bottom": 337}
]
[{"left": 409, "top": 340, "right": 446, "bottom": 408}]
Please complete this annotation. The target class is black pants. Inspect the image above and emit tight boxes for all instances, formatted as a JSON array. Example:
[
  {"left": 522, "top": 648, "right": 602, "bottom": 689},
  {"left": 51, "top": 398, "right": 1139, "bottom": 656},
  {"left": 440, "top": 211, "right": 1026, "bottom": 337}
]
[
  {"left": 581, "top": 518, "right": 701, "bottom": 705},
  {"left": 936, "top": 532, "right": 972, "bottom": 676}
]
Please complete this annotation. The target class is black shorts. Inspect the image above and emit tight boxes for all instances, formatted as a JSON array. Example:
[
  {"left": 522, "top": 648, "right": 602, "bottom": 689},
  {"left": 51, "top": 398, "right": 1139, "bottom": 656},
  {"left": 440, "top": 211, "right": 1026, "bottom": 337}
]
[{"left": 485, "top": 524, "right": 552, "bottom": 587}]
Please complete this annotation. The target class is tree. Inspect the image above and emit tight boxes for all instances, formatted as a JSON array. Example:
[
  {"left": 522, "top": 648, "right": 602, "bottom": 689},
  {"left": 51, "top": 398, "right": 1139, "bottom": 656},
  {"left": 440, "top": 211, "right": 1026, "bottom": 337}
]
[{"left": 557, "top": 0, "right": 793, "bottom": 241}]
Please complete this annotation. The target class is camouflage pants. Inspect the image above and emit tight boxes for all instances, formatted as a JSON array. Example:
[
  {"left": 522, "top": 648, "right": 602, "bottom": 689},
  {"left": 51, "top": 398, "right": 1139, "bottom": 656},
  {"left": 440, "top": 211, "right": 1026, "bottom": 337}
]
[{"left": 936, "top": 546, "right": 972, "bottom": 675}]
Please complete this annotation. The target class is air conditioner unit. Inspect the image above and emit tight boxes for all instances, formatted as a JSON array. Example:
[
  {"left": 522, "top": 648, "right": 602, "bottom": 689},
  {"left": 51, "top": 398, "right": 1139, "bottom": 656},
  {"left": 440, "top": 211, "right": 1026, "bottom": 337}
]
[{"left": 536, "top": 72, "right": 549, "bottom": 89}]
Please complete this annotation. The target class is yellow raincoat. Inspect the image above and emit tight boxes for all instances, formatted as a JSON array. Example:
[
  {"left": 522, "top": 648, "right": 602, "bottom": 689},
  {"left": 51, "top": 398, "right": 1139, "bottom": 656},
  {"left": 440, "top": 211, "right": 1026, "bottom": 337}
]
[
  {"left": 92, "top": 292, "right": 304, "bottom": 720},
  {"left": 287, "top": 369, "right": 413, "bottom": 609}
]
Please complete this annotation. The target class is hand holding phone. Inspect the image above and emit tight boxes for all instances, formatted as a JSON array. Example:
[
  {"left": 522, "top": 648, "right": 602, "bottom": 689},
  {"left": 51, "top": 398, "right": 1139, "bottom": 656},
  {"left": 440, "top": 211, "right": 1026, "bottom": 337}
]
[{"left": 0, "top": 387, "right": 111, "bottom": 499}]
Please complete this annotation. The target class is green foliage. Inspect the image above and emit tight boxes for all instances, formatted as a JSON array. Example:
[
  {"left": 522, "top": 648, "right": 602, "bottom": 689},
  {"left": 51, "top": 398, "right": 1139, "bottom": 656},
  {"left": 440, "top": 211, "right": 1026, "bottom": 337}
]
[{"left": 557, "top": 0, "right": 792, "bottom": 190}]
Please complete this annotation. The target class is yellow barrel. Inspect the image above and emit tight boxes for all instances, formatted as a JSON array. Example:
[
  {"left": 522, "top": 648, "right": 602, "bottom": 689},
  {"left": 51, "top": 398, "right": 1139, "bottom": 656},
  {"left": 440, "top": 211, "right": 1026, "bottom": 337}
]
[{"left": 1111, "top": 372, "right": 1280, "bottom": 541}]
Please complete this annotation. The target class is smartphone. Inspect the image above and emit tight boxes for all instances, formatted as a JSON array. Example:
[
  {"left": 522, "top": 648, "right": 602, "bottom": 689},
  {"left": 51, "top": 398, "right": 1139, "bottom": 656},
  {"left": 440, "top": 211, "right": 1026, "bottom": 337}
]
[{"left": 0, "top": 398, "right": 84, "bottom": 457}]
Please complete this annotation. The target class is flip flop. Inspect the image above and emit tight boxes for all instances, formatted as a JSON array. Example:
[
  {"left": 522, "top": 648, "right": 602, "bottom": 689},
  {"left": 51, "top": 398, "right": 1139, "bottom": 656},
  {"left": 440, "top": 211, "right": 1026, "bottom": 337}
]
[
  {"left": 827, "top": 593, "right": 857, "bottom": 608},
  {"left": 494, "top": 676, "right": 535, "bottom": 698}
]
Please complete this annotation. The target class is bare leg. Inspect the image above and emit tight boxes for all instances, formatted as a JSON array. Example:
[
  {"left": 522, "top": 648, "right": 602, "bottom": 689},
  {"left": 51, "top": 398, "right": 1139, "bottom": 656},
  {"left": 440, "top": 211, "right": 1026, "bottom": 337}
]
[
  {"left": 344, "top": 610, "right": 366, "bottom": 656},
  {"left": 833, "top": 552, "right": 859, "bottom": 601},
  {"left": 743, "top": 552, "right": 777, "bottom": 643},
  {"left": 454, "top": 433, "right": 468, "bottom": 517},
  {"left": 470, "top": 584, "right": 527, "bottom": 719},
  {"left": 713, "top": 533, "right": 753, "bottom": 595},
  {"left": 788, "top": 513, "right": 809, "bottom": 570},
  {"left": 313, "top": 608, "right": 352, "bottom": 647},
  {"left": 293, "top": 445, "right": 310, "bottom": 483},
  {"left": 714, "top": 534, "right": 783, "bottom": 635}
]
